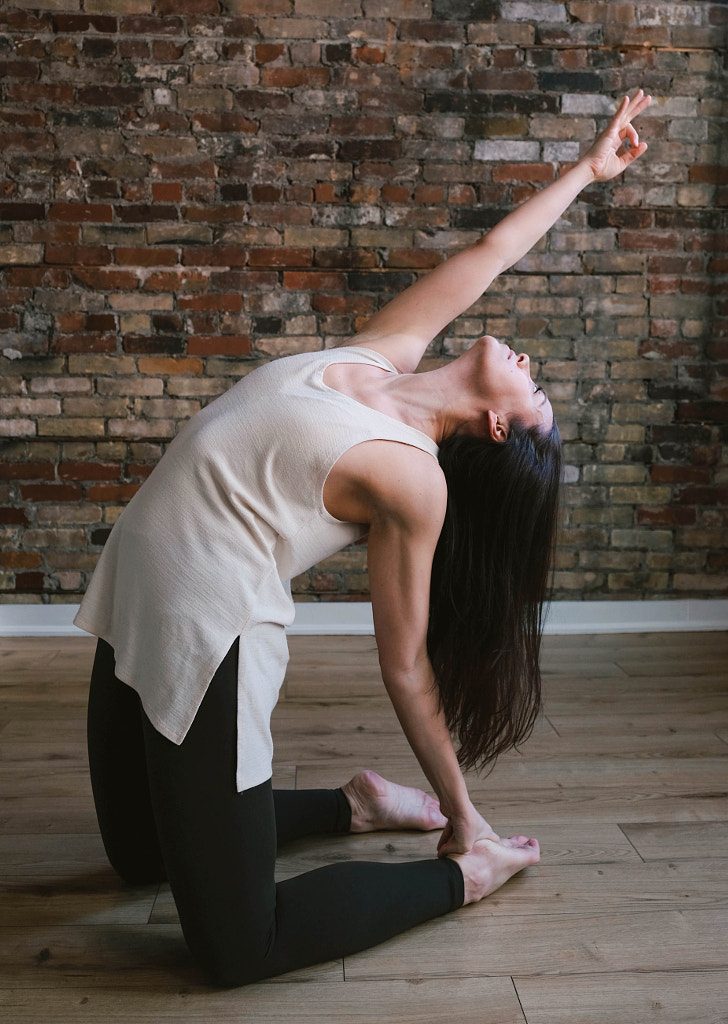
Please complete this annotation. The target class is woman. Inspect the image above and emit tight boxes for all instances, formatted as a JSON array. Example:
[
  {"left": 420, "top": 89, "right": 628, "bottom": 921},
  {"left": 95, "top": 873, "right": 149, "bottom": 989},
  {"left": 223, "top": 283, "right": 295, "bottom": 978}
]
[{"left": 76, "top": 91, "right": 650, "bottom": 985}]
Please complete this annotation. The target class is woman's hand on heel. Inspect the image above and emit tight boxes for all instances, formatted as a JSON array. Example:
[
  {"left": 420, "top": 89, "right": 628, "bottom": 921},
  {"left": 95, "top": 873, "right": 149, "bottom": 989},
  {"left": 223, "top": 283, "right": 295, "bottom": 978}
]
[{"left": 436, "top": 803, "right": 499, "bottom": 858}]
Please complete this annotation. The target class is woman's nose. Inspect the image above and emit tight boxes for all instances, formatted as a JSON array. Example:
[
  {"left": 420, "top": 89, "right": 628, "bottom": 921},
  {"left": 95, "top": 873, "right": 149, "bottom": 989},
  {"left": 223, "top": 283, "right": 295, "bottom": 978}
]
[{"left": 516, "top": 351, "right": 530, "bottom": 370}]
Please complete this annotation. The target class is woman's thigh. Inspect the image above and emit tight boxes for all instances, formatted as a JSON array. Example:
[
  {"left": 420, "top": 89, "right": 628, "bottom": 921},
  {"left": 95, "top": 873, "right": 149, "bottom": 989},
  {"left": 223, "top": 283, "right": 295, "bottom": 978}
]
[
  {"left": 87, "top": 638, "right": 166, "bottom": 884},
  {"left": 139, "top": 640, "right": 279, "bottom": 984}
]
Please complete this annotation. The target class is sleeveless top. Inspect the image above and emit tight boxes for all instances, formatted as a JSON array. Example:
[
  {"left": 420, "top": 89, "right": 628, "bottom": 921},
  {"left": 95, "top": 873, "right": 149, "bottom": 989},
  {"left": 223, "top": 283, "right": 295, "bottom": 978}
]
[{"left": 74, "top": 346, "right": 440, "bottom": 791}]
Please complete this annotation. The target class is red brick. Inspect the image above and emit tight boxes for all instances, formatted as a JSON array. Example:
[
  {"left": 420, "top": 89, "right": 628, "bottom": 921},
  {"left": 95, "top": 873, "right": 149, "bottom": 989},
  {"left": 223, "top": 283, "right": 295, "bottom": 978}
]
[
  {"left": 138, "top": 357, "right": 204, "bottom": 375},
  {"left": 380, "top": 184, "right": 410, "bottom": 202},
  {"left": 248, "top": 248, "right": 313, "bottom": 268},
  {"left": 282, "top": 271, "right": 345, "bottom": 290},
  {"left": 675, "top": 486, "right": 728, "bottom": 506},
  {"left": 262, "top": 67, "right": 330, "bottom": 88},
  {"left": 187, "top": 335, "right": 251, "bottom": 356},
  {"left": 72, "top": 268, "right": 140, "bottom": 290},
  {"left": 86, "top": 483, "right": 142, "bottom": 501},
  {"left": 59, "top": 462, "right": 121, "bottom": 482},
  {"left": 356, "top": 45, "right": 386, "bottom": 64},
  {"left": 649, "top": 466, "right": 712, "bottom": 485},
  {"left": 116, "top": 248, "right": 178, "bottom": 267},
  {"left": 0, "top": 462, "right": 55, "bottom": 481},
  {"left": 384, "top": 250, "right": 443, "bottom": 269},
  {"left": 46, "top": 245, "right": 110, "bottom": 266},
  {"left": 493, "top": 163, "right": 554, "bottom": 183},
  {"left": 0, "top": 551, "right": 42, "bottom": 569},
  {"left": 312, "top": 293, "right": 374, "bottom": 315},
  {"left": 48, "top": 204, "right": 113, "bottom": 224},
  {"left": 181, "top": 247, "right": 247, "bottom": 268},
  {"left": 20, "top": 484, "right": 83, "bottom": 502},
  {"left": 127, "top": 463, "right": 156, "bottom": 480},
  {"left": 6, "top": 83, "right": 74, "bottom": 104},
  {"left": 413, "top": 185, "right": 445, "bottom": 203},
  {"left": 620, "top": 230, "right": 684, "bottom": 251},
  {"left": 152, "top": 182, "right": 183, "bottom": 202},
  {"left": 636, "top": 507, "right": 697, "bottom": 527},
  {"left": 689, "top": 165, "right": 728, "bottom": 185},
  {"left": 51, "top": 334, "right": 117, "bottom": 354},
  {"left": 255, "top": 44, "right": 285, "bottom": 64}
]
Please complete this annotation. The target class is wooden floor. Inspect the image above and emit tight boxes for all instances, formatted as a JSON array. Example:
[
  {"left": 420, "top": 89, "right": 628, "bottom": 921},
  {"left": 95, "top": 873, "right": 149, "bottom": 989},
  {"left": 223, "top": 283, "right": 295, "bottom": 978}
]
[{"left": 1, "top": 631, "right": 727, "bottom": 1023}]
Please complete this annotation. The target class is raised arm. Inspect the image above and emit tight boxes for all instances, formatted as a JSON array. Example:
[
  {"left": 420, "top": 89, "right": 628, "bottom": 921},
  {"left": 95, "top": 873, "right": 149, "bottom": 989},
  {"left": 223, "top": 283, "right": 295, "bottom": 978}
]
[{"left": 347, "top": 90, "right": 651, "bottom": 374}]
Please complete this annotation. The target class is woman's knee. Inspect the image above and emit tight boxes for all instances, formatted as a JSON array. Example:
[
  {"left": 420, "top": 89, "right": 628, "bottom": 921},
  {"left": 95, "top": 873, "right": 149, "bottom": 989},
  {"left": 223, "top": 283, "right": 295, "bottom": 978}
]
[{"left": 192, "top": 934, "right": 276, "bottom": 988}]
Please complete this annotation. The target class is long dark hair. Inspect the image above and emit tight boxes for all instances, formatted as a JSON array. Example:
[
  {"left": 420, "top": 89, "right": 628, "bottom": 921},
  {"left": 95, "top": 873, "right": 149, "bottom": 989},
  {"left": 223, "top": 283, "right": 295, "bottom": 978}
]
[{"left": 427, "top": 420, "right": 562, "bottom": 772}]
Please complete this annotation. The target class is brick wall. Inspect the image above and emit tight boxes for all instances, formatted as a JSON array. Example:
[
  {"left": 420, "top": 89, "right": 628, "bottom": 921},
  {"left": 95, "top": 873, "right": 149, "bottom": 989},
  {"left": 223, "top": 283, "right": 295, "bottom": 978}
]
[{"left": 1, "top": 0, "right": 726, "bottom": 605}]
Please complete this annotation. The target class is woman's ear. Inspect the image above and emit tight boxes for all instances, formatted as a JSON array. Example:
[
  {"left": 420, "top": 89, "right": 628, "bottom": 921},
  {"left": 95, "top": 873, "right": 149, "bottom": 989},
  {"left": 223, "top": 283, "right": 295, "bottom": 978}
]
[{"left": 487, "top": 410, "right": 508, "bottom": 443}]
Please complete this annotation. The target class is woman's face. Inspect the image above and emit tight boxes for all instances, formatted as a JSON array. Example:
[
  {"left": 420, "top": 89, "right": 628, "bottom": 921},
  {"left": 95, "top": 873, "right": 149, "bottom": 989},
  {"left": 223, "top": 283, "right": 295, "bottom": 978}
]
[{"left": 480, "top": 335, "right": 553, "bottom": 434}]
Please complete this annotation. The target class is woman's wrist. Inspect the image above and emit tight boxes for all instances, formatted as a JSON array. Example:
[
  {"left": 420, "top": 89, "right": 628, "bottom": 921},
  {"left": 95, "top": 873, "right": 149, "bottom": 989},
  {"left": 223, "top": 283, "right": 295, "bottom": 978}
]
[{"left": 568, "top": 157, "right": 598, "bottom": 189}]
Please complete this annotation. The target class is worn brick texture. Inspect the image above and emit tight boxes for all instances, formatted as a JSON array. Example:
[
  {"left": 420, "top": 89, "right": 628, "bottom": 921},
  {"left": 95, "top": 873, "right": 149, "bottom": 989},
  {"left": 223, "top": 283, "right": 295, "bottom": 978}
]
[{"left": 1, "top": 0, "right": 726, "bottom": 605}]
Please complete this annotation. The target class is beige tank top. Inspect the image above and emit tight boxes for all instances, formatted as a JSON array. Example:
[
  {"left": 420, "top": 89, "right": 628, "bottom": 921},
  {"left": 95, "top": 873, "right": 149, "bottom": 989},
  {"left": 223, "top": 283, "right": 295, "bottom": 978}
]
[{"left": 74, "top": 346, "right": 439, "bottom": 791}]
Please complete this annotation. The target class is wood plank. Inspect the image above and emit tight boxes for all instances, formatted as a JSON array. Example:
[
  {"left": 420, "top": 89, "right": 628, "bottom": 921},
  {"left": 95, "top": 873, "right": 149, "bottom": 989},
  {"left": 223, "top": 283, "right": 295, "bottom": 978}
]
[
  {"left": 514, "top": 971, "right": 728, "bottom": 1024},
  {"left": 0, "top": 878, "right": 158, "bottom": 927},
  {"left": 525, "top": 722, "right": 728, "bottom": 759},
  {"left": 296, "top": 757, "right": 728, "bottom": 824},
  {"left": 0, "top": 833, "right": 108, "bottom": 876},
  {"left": 620, "top": 821, "right": 728, "bottom": 861},
  {"left": 344, "top": 909, "right": 728, "bottom": 980},
  {"left": 270, "top": 822, "right": 641, "bottom": 877},
  {"left": 0, "top": 978, "right": 526, "bottom": 1022},
  {"left": 0, "top": 924, "right": 341, "bottom": 988},
  {"left": 0, "top": 798, "right": 98, "bottom": 835}
]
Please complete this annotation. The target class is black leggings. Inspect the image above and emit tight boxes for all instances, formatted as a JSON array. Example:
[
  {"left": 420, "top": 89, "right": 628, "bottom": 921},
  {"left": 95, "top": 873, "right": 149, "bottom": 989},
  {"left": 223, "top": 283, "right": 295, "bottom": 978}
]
[{"left": 87, "top": 638, "right": 464, "bottom": 986}]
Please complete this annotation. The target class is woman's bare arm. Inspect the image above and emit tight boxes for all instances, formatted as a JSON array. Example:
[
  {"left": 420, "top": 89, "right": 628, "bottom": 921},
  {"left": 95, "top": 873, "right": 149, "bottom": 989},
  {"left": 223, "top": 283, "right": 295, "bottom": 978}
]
[
  {"left": 350, "top": 442, "right": 496, "bottom": 854},
  {"left": 345, "top": 90, "right": 651, "bottom": 374}
]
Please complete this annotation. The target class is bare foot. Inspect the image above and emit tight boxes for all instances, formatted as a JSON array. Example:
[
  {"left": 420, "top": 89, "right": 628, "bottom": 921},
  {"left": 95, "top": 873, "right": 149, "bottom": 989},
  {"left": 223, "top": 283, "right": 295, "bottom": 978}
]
[
  {"left": 449, "top": 835, "right": 540, "bottom": 905},
  {"left": 341, "top": 769, "right": 447, "bottom": 833}
]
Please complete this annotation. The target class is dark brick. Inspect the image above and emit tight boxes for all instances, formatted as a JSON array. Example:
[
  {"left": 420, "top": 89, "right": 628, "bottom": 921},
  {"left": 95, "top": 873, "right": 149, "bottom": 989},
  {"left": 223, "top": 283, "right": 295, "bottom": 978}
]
[
  {"left": 324, "top": 43, "right": 352, "bottom": 64},
  {"left": 654, "top": 210, "right": 721, "bottom": 231},
  {"left": 83, "top": 38, "right": 117, "bottom": 59},
  {"left": 432, "top": 0, "right": 498, "bottom": 18},
  {"left": 253, "top": 316, "right": 282, "bottom": 334},
  {"left": 77, "top": 86, "right": 144, "bottom": 106},
  {"left": 52, "top": 14, "right": 117, "bottom": 32},
  {"left": 122, "top": 334, "right": 185, "bottom": 354},
  {"left": 348, "top": 271, "right": 415, "bottom": 292},
  {"left": 15, "top": 572, "right": 46, "bottom": 592},
  {"left": 537, "top": 72, "right": 602, "bottom": 92},
  {"left": 116, "top": 205, "right": 179, "bottom": 223},
  {"left": 589, "top": 209, "right": 653, "bottom": 229},
  {"left": 338, "top": 139, "right": 402, "bottom": 162},
  {"left": 0, "top": 507, "right": 29, "bottom": 525},
  {"left": 0, "top": 204, "right": 45, "bottom": 220},
  {"left": 453, "top": 207, "right": 509, "bottom": 230},
  {"left": 51, "top": 109, "right": 119, "bottom": 129},
  {"left": 90, "top": 528, "right": 112, "bottom": 546},
  {"left": 220, "top": 183, "right": 249, "bottom": 201},
  {"left": 400, "top": 20, "right": 464, "bottom": 41}
]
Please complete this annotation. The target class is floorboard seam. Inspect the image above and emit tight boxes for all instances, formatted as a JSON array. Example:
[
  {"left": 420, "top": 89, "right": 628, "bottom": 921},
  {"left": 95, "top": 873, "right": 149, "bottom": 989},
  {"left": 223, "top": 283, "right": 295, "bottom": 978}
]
[
  {"left": 617, "top": 823, "right": 646, "bottom": 863},
  {"left": 510, "top": 975, "right": 529, "bottom": 1023}
]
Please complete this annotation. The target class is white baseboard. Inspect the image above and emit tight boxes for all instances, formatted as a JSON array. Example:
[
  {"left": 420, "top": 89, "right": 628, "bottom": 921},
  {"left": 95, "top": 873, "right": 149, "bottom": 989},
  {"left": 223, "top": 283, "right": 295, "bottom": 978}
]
[{"left": 0, "top": 600, "right": 725, "bottom": 637}]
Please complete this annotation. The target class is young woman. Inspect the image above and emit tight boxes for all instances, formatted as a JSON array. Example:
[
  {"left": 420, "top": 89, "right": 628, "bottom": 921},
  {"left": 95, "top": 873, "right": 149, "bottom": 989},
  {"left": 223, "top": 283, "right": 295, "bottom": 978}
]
[{"left": 77, "top": 91, "right": 650, "bottom": 986}]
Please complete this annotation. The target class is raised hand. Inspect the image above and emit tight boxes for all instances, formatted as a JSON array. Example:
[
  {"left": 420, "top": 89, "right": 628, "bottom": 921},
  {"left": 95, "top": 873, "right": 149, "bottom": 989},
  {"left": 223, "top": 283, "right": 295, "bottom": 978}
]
[{"left": 582, "top": 89, "right": 651, "bottom": 183}]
